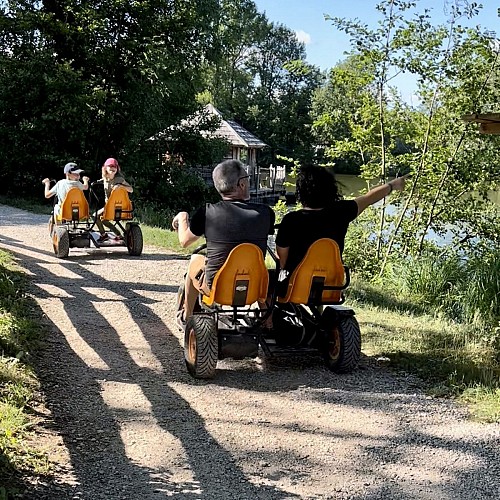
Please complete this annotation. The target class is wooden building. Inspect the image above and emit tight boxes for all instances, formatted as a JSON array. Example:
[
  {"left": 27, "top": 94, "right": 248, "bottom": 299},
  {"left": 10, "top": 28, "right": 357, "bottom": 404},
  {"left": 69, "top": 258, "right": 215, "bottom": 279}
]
[{"left": 462, "top": 113, "right": 500, "bottom": 134}]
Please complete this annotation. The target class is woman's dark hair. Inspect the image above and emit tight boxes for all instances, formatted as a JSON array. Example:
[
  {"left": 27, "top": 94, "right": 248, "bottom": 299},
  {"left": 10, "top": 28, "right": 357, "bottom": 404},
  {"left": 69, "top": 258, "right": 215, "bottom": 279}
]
[{"left": 296, "top": 165, "right": 341, "bottom": 208}]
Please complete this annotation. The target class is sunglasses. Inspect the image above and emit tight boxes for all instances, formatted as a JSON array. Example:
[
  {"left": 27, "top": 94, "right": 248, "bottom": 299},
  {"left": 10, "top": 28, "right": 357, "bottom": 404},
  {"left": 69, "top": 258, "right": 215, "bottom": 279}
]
[{"left": 238, "top": 174, "right": 250, "bottom": 182}]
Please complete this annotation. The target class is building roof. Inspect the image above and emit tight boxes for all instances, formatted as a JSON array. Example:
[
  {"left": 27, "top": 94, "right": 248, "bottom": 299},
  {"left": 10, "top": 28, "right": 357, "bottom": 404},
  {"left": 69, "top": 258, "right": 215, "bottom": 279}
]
[
  {"left": 151, "top": 104, "right": 268, "bottom": 148},
  {"left": 462, "top": 113, "right": 500, "bottom": 134},
  {"left": 192, "top": 104, "right": 267, "bottom": 148}
]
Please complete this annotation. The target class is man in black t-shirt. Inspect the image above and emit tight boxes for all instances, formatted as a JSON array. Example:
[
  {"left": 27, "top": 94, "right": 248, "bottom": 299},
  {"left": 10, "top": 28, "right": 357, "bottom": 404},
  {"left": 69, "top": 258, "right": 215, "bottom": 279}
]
[{"left": 172, "top": 159, "right": 275, "bottom": 325}]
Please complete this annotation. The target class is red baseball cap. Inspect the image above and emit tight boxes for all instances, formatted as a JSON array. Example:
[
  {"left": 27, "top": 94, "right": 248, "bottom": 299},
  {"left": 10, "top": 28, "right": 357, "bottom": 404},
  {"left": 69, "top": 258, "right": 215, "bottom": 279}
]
[{"left": 104, "top": 158, "right": 119, "bottom": 168}]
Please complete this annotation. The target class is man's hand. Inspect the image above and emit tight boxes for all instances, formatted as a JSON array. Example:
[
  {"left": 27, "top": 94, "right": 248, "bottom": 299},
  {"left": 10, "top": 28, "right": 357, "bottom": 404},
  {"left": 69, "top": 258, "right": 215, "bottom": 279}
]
[
  {"left": 172, "top": 212, "right": 189, "bottom": 231},
  {"left": 82, "top": 176, "right": 90, "bottom": 184},
  {"left": 42, "top": 178, "right": 50, "bottom": 185}
]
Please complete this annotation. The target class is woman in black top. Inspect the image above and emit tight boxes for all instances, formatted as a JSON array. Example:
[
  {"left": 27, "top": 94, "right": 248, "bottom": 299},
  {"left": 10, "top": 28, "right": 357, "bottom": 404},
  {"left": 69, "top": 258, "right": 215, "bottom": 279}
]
[{"left": 275, "top": 165, "right": 408, "bottom": 280}]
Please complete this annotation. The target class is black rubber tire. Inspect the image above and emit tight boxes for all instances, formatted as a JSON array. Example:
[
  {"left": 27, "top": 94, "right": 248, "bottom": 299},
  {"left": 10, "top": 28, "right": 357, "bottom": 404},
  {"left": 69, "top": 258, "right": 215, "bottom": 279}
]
[
  {"left": 52, "top": 226, "right": 70, "bottom": 258},
  {"left": 324, "top": 315, "right": 361, "bottom": 373},
  {"left": 48, "top": 215, "right": 54, "bottom": 236},
  {"left": 184, "top": 314, "right": 218, "bottom": 379},
  {"left": 126, "top": 225, "right": 143, "bottom": 256},
  {"left": 176, "top": 284, "right": 186, "bottom": 315}
]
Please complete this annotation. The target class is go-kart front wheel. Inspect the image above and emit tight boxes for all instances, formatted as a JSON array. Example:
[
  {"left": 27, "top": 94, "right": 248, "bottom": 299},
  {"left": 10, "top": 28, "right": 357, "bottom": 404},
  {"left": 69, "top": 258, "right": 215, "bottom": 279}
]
[
  {"left": 126, "top": 224, "right": 143, "bottom": 256},
  {"left": 323, "top": 314, "right": 361, "bottom": 373},
  {"left": 52, "top": 226, "right": 70, "bottom": 259},
  {"left": 184, "top": 314, "right": 218, "bottom": 379}
]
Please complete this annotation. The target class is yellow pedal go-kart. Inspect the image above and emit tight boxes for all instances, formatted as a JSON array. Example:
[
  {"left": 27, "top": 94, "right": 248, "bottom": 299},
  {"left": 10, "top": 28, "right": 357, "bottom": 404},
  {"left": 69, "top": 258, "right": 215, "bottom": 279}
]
[
  {"left": 178, "top": 238, "right": 361, "bottom": 379},
  {"left": 48, "top": 183, "right": 143, "bottom": 258}
]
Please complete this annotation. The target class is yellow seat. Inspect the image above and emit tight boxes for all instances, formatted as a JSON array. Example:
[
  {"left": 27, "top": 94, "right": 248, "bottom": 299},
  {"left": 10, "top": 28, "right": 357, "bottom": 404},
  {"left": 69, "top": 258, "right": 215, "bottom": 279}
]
[
  {"left": 202, "top": 243, "right": 269, "bottom": 307},
  {"left": 102, "top": 186, "right": 133, "bottom": 221},
  {"left": 56, "top": 188, "right": 90, "bottom": 222},
  {"left": 279, "top": 238, "right": 348, "bottom": 305}
]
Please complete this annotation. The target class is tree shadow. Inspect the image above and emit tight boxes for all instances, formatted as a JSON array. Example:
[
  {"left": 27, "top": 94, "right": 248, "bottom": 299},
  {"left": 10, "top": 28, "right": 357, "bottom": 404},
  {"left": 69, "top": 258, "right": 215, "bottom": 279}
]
[
  {"left": 1, "top": 218, "right": 499, "bottom": 500},
  {"left": 6, "top": 249, "right": 297, "bottom": 499}
]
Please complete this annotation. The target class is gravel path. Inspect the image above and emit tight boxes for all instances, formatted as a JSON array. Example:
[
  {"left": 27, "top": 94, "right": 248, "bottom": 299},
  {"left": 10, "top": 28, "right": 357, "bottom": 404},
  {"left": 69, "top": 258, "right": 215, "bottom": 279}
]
[{"left": 1, "top": 203, "right": 499, "bottom": 500}]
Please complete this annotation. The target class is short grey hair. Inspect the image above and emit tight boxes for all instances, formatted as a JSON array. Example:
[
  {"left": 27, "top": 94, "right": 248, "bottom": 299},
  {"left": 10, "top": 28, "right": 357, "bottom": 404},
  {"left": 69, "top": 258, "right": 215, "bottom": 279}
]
[{"left": 212, "top": 159, "right": 247, "bottom": 195}]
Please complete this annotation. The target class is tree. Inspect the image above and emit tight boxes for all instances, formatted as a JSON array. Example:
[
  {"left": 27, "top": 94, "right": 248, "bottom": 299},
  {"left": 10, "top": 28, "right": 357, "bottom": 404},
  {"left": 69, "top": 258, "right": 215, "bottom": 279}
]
[
  {"left": 0, "top": 0, "right": 220, "bottom": 193},
  {"left": 321, "top": 0, "right": 499, "bottom": 275}
]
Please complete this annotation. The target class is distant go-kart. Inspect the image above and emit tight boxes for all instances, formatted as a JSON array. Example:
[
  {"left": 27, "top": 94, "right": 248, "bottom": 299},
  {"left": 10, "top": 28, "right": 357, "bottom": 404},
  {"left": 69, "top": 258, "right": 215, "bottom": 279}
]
[
  {"left": 48, "top": 181, "right": 143, "bottom": 258},
  {"left": 177, "top": 238, "right": 361, "bottom": 379}
]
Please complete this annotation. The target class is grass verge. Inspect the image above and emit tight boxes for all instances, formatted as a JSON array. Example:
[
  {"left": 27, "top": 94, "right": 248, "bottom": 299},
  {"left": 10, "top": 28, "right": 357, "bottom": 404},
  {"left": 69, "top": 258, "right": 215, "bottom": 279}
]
[
  {"left": 0, "top": 250, "right": 51, "bottom": 498},
  {"left": 349, "top": 279, "right": 500, "bottom": 423}
]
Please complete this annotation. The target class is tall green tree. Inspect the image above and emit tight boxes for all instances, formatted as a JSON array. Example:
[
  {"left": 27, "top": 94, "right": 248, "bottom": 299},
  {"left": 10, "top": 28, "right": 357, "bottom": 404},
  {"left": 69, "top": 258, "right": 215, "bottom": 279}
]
[
  {"left": 0, "top": 0, "right": 219, "bottom": 192},
  {"left": 322, "top": 0, "right": 499, "bottom": 274}
]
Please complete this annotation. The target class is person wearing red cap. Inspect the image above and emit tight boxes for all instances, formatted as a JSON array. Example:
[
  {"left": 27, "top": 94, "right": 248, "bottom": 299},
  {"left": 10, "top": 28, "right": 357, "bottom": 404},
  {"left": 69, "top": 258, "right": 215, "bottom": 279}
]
[
  {"left": 42, "top": 162, "right": 90, "bottom": 217},
  {"left": 94, "top": 158, "right": 133, "bottom": 242}
]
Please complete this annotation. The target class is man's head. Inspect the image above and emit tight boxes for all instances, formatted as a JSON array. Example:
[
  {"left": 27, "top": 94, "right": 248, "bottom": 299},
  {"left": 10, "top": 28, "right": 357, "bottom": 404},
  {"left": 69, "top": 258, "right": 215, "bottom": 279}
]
[
  {"left": 64, "top": 162, "right": 84, "bottom": 179},
  {"left": 212, "top": 159, "right": 250, "bottom": 200}
]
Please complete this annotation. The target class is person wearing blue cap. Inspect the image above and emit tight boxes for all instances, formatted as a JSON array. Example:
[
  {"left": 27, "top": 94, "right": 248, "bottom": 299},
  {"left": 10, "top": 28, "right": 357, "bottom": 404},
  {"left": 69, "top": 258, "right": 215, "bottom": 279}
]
[{"left": 42, "top": 162, "right": 90, "bottom": 217}]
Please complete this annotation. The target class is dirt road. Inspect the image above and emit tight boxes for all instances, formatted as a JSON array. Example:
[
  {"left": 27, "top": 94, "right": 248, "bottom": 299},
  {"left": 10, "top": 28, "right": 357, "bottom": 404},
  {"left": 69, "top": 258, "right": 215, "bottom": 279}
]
[{"left": 0, "top": 204, "right": 498, "bottom": 500}]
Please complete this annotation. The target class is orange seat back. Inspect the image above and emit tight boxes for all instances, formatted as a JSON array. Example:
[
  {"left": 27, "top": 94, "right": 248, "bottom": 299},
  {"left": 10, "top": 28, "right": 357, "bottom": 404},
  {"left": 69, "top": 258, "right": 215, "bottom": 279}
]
[
  {"left": 102, "top": 186, "right": 133, "bottom": 221},
  {"left": 279, "top": 238, "right": 347, "bottom": 305},
  {"left": 57, "top": 188, "right": 90, "bottom": 222},
  {"left": 202, "top": 243, "right": 269, "bottom": 307}
]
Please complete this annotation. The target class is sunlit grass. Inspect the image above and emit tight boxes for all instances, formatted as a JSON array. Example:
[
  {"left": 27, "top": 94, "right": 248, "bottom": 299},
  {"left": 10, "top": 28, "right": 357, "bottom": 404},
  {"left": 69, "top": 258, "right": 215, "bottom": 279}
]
[
  {"left": 0, "top": 250, "right": 51, "bottom": 494},
  {"left": 349, "top": 278, "right": 500, "bottom": 422}
]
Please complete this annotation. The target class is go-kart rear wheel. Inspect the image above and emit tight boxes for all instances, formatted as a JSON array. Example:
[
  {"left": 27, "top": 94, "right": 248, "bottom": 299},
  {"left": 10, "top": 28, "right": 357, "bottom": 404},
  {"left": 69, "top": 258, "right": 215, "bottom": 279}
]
[
  {"left": 52, "top": 226, "right": 70, "bottom": 259},
  {"left": 184, "top": 314, "right": 218, "bottom": 379},
  {"left": 48, "top": 215, "right": 54, "bottom": 236},
  {"left": 324, "top": 315, "right": 361, "bottom": 373},
  {"left": 126, "top": 224, "right": 143, "bottom": 256}
]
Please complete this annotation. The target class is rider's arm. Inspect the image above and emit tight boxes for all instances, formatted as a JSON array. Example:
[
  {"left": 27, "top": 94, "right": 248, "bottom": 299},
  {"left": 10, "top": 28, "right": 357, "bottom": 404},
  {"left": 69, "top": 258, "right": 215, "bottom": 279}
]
[
  {"left": 354, "top": 174, "right": 409, "bottom": 216},
  {"left": 172, "top": 211, "right": 201, "bottom": 248},
  {"left": 113, "top": 176, "right": 133, "bottom": 193},
  {"left": 276, "top": 245, "right": 289, "bottom": 269},
  {"left": 81, "top": 177, "right": 90, "bottom": 191},
  {"left": 42, "top": 178, "right": 55, "bottom": 199}
]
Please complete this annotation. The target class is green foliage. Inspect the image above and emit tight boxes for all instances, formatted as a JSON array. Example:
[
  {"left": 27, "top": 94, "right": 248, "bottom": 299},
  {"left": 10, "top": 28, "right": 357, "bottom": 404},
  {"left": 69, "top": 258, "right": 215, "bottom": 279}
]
[
  {"left": 385, "top": 247, "right": 500, "bottom": 332},
  {"left": 343, "top": 213, "right": 379, "bottom": 278},
  {"left": 0, "top": 251, "right": 50, "bottom": 495},
  {"left": 0, "top": 0, "right": 221, "bottom": 195}
]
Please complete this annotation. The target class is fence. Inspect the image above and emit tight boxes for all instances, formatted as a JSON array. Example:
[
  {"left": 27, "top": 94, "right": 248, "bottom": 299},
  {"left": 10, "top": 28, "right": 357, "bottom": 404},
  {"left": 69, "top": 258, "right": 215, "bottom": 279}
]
[{"left": 193, "top": 164, "right": 286, "bottom": 195}]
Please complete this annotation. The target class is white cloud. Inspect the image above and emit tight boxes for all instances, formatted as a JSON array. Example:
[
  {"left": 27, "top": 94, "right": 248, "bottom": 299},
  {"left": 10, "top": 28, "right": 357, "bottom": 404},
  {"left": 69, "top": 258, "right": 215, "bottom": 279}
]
[{"left": 295, "top": 30, "right": 311, "bottom": 45}]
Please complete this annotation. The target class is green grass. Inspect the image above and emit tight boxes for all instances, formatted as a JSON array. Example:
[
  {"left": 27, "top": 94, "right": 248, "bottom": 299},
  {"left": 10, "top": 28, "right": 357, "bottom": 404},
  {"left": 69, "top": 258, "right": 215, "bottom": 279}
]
[
  {"left": 141, "top": 224, "right": 197, "bottom": 254},
  {"left": 349, "top": 278, "right": 500, "bottom": 422},
  {"left": 0, "top": 250, "right": 51, "bottom": 497}
]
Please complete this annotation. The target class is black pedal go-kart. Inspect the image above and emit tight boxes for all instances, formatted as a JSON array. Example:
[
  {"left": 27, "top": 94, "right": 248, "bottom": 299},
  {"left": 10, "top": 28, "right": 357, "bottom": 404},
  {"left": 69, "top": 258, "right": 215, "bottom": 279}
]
[
  {"left": 177, "top": 238, "right": 361, "bottom": 379},
  {"left": 47, "top": 180, "right": 143, "bottom": 258}
]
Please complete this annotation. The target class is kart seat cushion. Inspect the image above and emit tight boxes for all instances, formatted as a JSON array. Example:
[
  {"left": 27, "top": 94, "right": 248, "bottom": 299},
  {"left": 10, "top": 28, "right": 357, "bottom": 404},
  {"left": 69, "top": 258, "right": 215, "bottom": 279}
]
[
  {"left": 279, "top": 238, "right": 346, "bottom": 304},
  {"left": 202, "top": 243, "right": 269, "bottom": 307},
  {"left": 102, "top": 186, "right": 133, "bottom": 221},
  {"left": 56, "top": 188, "right": 90, "bottom": 222}
]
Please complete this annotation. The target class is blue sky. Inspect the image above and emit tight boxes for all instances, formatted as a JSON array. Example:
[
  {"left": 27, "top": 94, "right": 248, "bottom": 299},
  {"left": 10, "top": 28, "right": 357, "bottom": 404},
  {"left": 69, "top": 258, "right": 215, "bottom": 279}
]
[{"left": 252, "top": 0, "right": 500, "bottom": 102}]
